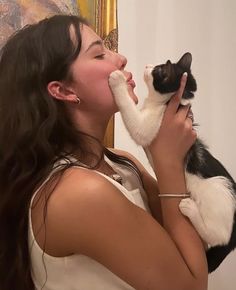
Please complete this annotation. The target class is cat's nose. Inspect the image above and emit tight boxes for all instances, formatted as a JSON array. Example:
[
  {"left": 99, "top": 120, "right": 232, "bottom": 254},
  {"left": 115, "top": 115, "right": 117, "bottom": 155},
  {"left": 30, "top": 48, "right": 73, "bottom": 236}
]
[
  {"left": 145, "top": 64, "right": 154, "bottom": 69},
  {"left": 118, "top": 53, "right": 127, "bottom": 69}
]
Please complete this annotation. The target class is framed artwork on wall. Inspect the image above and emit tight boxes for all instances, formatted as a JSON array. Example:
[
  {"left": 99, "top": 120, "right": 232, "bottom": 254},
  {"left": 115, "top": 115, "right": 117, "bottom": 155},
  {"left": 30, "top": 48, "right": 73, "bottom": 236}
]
[{"left": 0, "top": 0, "right": 78, "bottom": 49}]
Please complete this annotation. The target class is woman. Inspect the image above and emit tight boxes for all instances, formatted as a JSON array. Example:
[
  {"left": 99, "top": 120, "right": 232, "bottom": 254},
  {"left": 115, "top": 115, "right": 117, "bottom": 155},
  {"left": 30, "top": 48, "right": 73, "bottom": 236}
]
[{"left": 0, "top": 15, "right": 208, "bottom": 290}]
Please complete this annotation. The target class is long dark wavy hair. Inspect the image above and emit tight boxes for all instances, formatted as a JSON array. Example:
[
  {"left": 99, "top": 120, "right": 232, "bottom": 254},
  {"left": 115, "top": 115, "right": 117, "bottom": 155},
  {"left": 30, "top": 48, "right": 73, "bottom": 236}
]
[{"left": 0, "top": 14, "right": 141, "bottom": 290}]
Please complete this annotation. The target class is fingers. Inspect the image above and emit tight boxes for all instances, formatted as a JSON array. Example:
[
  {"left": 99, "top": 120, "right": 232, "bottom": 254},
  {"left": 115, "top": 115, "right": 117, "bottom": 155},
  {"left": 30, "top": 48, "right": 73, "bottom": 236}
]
[
  {"left": 162, "top": 72, "right": 195, "bottom": 131},
  {"left": 165, "top": 72, "right": 188, "bottom": 115},
  {"left": 178, "top": 72, "right": 188, "bottom": 98}
]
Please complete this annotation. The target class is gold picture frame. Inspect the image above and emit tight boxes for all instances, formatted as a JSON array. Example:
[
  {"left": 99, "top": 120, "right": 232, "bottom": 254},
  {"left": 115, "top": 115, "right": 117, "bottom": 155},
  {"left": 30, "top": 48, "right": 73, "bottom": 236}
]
[{"left": 77, "top": 0, "right": 117, "bottom": 148}]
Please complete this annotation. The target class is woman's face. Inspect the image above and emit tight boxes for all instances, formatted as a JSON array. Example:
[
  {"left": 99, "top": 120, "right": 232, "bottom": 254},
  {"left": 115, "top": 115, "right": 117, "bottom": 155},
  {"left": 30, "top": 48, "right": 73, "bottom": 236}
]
[{"left": 69, "top": 24, "right": 138, "bottom": 116}]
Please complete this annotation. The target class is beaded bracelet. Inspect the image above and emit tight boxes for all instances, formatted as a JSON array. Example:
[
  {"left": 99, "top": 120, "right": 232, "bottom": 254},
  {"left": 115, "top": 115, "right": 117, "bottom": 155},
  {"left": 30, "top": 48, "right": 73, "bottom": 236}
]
[{"left": 158, "top": 193, "right": 191, "bottom": 198}]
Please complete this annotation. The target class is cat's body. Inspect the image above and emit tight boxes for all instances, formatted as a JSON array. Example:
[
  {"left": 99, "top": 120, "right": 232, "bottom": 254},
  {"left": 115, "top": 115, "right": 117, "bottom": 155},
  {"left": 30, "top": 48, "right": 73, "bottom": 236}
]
[{"left": 109, "top": 53, "right": 236, "bottom": 273}]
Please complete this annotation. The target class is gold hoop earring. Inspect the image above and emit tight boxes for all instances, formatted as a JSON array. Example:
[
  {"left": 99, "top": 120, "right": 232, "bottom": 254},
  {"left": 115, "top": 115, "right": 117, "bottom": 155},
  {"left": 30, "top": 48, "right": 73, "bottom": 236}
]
[{"left": 76, "top": 97, "right": 81, "bottom": 105}]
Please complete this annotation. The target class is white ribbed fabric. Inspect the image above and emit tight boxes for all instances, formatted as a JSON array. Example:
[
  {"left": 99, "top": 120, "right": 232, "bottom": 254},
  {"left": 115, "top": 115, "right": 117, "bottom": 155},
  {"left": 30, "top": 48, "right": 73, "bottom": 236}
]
[{"left": 28, "top": 157, "right": 151, "bottom": 290}]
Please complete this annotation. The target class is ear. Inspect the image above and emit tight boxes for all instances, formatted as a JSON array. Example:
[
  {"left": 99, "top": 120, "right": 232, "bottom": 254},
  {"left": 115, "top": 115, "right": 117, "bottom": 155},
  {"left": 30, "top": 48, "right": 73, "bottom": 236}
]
[
  {"left": 163, "top": 60, "right": 172, "bottom": 82},
  {"left": 177, "top": 52, "right": 192, "bottom": 70},
  {"left": 166, "top": 60, "right": 172, "bottom": 71},
  {"left": 47, "top": 81, "right": 77, "bottom": 103}
]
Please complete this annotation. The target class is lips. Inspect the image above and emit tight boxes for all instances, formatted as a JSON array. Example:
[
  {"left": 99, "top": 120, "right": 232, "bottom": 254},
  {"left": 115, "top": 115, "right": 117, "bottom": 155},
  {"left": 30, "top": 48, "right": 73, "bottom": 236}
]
[
  {"left": 127, "top": 79, "right": 136, "bottom": 89},
  {"left": 126, "top": 73, "right": 136, "bottom": 88}
]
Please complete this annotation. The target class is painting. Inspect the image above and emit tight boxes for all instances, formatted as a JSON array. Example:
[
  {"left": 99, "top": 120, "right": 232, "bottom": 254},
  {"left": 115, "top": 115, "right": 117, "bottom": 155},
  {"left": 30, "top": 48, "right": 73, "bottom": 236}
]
[
  {"left": 77, "top": 0, "right": 117, "bottom": 147},
  {"left": 0, "top": 0, "right": 79, "bottom": 49}
]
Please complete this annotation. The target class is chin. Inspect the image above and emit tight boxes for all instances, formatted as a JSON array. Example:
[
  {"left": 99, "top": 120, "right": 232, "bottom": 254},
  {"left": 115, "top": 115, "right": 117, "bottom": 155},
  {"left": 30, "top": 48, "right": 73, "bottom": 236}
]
[
  {"left": 134, "top": 95, "right": 139, "bottom": 104},
  {"left": 131, "top": 92, "right": 139, "bottom": 104}
]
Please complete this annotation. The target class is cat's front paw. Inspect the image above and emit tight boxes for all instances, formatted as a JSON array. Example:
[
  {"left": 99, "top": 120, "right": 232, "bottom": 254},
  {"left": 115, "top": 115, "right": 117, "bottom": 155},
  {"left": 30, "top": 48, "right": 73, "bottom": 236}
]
[
  {"left": 109, "top": 70, "right": 131, "bottom": 107},
  {"left": 179, "top": 198, "right": 199, "bottom": 219},
  {"left": 109, "top": 70, "right": 126, "bottom": 90}
]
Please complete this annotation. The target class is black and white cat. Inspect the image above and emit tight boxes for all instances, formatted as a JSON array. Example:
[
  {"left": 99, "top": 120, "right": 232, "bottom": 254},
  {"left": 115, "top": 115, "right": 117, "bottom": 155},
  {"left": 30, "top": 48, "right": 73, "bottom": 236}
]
[{"left": 109, "top": 52, "right": 236, "bottom": 273}]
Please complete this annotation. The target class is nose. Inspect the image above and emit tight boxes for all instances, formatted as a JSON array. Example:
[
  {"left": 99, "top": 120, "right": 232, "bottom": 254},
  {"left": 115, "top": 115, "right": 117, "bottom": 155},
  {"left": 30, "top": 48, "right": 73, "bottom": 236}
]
[
  {"left": 117, "top": 53, "right": 127, "bottom": 70},
  {"left": 106, "top": 48, "right": 127, "bottom": 69}
]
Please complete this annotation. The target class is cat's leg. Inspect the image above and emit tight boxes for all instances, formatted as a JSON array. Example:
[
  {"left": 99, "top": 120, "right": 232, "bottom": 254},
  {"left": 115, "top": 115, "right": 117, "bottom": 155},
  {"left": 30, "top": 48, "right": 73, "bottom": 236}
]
[
  {"left": 109, "top": 70, "right": 165, "bottom": 146},
  {"left": 109, "top": 70, "right": 134, "bottom": 109},
  {"left": 182, "top": 172, "right": 236, "bottom": 246},
  {"left": 179, "top": 198, "right": 213, "bottom": 246}
]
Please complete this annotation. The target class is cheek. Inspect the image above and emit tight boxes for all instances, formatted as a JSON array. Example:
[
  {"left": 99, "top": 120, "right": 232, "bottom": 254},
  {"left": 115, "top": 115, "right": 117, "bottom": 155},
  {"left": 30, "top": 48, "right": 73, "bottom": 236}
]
[{"left": 76, "top": 64, "right": 116, "bottom": 106}]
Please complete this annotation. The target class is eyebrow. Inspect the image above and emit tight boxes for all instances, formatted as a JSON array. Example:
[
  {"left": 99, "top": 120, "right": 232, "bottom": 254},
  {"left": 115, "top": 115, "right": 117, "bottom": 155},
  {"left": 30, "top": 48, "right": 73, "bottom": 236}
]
[{"left": 85, "top": 40, "right": 103, "bottom": 52}]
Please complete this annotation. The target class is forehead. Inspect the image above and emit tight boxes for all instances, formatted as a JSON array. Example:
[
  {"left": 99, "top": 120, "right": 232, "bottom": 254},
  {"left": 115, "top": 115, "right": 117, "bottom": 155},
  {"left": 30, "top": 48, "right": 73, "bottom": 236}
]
[{"left": 80, "top": 24, "right": 101, "bottom": 53}]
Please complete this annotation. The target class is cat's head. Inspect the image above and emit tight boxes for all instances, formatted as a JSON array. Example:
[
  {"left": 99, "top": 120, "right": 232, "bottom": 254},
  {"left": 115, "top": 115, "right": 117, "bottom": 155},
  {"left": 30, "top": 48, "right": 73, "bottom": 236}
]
[{"left": 152, "top": 52, "right": 197, "bottom": 103}]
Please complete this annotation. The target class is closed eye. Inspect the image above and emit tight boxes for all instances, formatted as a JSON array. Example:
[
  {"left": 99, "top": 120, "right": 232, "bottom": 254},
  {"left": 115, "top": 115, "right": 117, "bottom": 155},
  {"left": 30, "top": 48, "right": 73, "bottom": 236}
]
[{"left": 95, "top": 54, "right": 105, "bottom": 59}]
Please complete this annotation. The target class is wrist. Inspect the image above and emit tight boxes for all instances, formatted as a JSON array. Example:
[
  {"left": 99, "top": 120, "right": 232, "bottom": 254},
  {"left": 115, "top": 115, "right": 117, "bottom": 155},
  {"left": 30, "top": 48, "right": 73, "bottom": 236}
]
[
  {"left": 158, "top": 193, "right": 191, "bottom": 198},
  {"left": 154, "top": 162, "right": 187, "bottom": 194}
]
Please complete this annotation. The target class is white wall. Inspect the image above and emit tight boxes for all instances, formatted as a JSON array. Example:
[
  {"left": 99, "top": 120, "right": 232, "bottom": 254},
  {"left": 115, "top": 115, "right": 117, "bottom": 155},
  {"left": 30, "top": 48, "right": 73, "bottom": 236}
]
[{"left": 116, "top": 1, "right": 236, "bottom": 289}]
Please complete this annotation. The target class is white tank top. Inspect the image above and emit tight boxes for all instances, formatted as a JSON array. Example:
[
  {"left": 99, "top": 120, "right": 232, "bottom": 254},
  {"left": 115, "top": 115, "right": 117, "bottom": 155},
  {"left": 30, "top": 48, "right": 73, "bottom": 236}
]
[{"left": 28, "top": 157, "right": 151, "bottom": 290}]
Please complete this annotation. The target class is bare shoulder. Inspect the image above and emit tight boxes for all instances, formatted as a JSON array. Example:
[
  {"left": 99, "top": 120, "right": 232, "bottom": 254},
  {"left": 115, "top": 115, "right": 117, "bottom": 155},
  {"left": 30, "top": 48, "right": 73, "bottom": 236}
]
[
  {"left": 45, "top": 166, "right": 126, "bottom": 228},
  {"left": 47, "top": 165, "right": 129, "bottom": 213},
  {"left": 49, "top": 166, "right": 110, "bottom": 202},
  {"left": 31, "top": 166, "right": 118, "bottom": 255}
]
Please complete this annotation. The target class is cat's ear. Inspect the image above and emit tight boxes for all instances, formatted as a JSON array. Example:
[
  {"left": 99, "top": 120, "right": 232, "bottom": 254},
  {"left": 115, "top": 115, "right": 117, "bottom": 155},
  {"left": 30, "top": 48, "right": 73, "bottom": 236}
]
[
  {"left": 166, "top": 60, "right": 172, "bottom": 69},
  {"left": 163, "top": 60, "right": 172, "bottom": 82},
  {"left": 177, "top": 52, "right": 192, "bottom": 70}
]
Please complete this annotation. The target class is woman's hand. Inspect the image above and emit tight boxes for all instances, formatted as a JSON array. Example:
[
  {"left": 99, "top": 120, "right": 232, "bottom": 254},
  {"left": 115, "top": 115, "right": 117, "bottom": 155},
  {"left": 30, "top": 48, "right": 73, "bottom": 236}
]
[{"left": 148, "top": 73, "right": 197, "bottom": 168}]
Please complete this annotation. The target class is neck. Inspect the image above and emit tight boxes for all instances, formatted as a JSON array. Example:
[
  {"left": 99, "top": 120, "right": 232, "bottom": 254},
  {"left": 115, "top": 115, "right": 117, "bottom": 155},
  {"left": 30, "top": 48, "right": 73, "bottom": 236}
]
[
  {"left": 70, "top": 111, "right": 113, "bottom": 164},
  {"left": 72, "top": 109, "right": 111, "bottom": 141}
]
